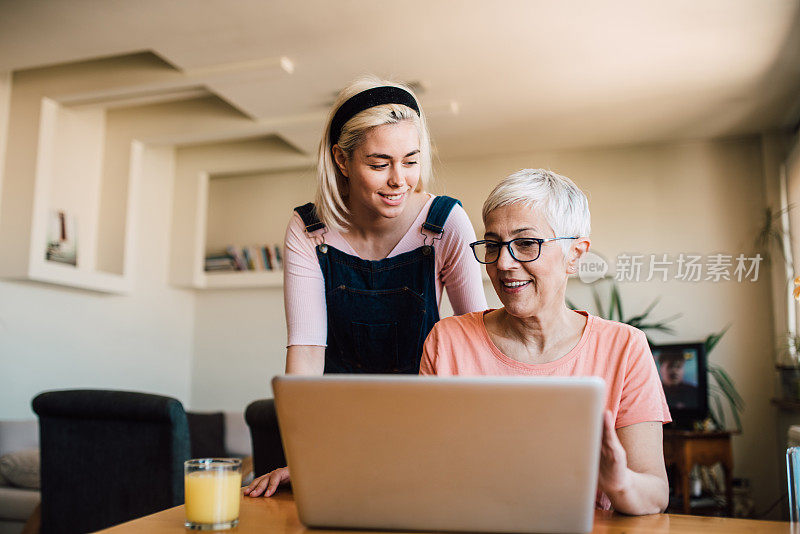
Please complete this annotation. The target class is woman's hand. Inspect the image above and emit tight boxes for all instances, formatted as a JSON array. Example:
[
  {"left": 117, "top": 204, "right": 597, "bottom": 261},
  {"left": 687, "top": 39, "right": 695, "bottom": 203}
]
[
  {"left": 241, "top": 347, "right": 319, "bottom": 498},
  {"left": 597, "top": 411, "right": 669, "bottom": 515},
  {"left": 243, "top": 467, "right": 290, "bottom": 497},
  {"left": 598, "top": 410, "right": 631, "bottom": 495}
]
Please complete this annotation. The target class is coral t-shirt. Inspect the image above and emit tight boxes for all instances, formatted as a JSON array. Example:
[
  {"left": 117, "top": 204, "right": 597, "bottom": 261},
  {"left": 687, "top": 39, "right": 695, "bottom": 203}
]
[
  {"left": 420, "top": 310, "right": 671, "bottom": 429},
  {"left": 419, "top": 310, "right": 671, "bottom": 510}
]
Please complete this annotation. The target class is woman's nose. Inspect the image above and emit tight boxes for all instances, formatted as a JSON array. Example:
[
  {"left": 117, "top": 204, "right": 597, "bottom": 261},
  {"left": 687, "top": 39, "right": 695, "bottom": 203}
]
[
  {"left": 387, "top": 163, "right": 406, "bottom": 187},
  {"left": 495, "top": 244, "right": 518, "bottom": 270}
]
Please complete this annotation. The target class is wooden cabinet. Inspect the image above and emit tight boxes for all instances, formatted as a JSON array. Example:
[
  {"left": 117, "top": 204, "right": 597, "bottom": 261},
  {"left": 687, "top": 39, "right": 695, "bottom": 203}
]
[{"left": 663, "top": 430, "right": 735, "bottom": 516}]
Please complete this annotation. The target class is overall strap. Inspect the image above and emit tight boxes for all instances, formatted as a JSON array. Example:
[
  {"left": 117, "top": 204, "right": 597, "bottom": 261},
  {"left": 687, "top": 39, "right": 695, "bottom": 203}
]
[
  {"left": 421, "top": 195, "right": 462, "bottom": 235},
  {"left": 294, "top": 202, "right": 326, "bottom": 233}
]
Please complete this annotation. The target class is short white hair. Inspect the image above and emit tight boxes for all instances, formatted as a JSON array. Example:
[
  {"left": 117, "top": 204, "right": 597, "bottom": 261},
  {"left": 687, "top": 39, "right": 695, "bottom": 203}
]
[
  {"left": 482, "top": 169, "right": 591, "bottom": 254},
  {"left": 315, "top": 76, "right": 432, "bottom": 231}
]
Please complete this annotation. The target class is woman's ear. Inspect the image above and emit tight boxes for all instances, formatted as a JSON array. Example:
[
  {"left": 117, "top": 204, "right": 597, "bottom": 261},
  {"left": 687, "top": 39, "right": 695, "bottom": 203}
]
[
  {"left": 332, "top": 145, "right": 349, "bottom": 178},
  {"left": 566, "top": 237, "right": 591, "bottom": 274}
]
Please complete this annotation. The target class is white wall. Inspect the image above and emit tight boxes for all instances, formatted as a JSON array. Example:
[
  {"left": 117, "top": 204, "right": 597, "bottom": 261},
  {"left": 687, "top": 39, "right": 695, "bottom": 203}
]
[
  {"left": 0, "top": 72, "right": 11, "bottom": 220},
  {"left": 0, "top": 144, "right": 196, "bottom": 419}
]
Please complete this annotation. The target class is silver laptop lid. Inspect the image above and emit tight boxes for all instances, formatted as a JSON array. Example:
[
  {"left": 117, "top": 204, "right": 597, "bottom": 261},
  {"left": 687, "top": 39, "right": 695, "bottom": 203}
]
[{"left": 273, "top": 375, "right": 605, "bottom": 534}]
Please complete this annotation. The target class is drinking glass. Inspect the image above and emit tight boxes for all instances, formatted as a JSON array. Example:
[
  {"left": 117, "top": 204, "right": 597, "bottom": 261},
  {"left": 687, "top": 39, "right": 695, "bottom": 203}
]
[{"left": 184, "top": 458, "right": 242, "bottom": 530}]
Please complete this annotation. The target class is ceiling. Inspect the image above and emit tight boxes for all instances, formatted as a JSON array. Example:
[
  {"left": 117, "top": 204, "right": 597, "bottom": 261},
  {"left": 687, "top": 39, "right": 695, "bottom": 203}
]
[{"left": 1, "top": 0, "right": 800, "bottom": 159}]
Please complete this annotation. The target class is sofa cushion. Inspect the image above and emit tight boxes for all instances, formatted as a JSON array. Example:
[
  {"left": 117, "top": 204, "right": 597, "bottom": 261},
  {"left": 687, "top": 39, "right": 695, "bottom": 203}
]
[
  {"left": 0, "top": 421, "right": 38, "bottom": 458},
  {"left": 0, "top": 450, "right": 39, "bottom": 489},
  {"left": 0, "top": 486, "right": 39, "bottom": 521}
]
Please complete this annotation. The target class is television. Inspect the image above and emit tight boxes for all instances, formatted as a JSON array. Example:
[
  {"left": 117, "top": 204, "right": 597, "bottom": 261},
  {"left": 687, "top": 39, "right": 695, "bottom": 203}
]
[{"left": 651, "top": 342, "right": 708, "bottom": 428}]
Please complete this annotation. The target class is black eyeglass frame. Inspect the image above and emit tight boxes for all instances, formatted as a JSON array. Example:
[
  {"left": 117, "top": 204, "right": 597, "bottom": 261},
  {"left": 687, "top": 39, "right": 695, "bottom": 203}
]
[{"left": 469, "top": 237, "right": 578, "bottom": 264}]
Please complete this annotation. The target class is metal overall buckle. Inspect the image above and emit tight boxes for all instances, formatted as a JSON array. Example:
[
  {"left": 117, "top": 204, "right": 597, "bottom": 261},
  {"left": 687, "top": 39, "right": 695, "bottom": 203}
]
[
  {"left": 420, "top": 226, "right": 442, "bottom": 255},
  {"left": 312, "top": 228, "right": 329, "bottom": 253}
]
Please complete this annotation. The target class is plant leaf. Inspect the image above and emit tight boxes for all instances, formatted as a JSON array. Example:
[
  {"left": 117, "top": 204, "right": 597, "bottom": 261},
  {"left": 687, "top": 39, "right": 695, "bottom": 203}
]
[
  {"left": 625, "top": 297, "right": 662, "bottom": 325},
  {"left": 708, "top": 394, "right": 725, "bottom": 430},
  {"left": 704, "top": 325, "right": 731, "bottom": 355},
  {"left": 730, "top": 400, "right": 742, "bottom": 433},
  {"left": 634, "top": 314, "right": 682, "bottom": 335},
  {"left": 754, "top": 204, "right": 795, "bottom": 264},
  {"left": 708, "top": 364, "right": 744, "bottom": 406},
  {"left": 708, "top": 365, "right": 745, "bottom": 409}
]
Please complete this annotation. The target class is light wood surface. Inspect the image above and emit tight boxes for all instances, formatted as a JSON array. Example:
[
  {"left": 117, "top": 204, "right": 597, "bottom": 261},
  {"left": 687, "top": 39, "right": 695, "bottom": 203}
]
[{"left": 97, "top": 490, "right": 795, "bottom": 533}]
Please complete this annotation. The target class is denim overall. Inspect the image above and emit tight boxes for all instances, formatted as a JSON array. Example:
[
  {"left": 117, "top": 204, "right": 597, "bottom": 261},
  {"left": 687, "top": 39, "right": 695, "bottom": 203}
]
[{"left": 294, "top": 196, "right": 462, "bottom": 374}]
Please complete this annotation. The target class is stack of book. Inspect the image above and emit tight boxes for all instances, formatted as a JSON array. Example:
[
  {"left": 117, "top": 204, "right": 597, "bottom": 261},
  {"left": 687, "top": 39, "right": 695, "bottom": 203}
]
[
  {"left": 204, "top": 254, "right": 237, "bottom": 271},
  {"left": 204, "top": 245, "right": 284, "bottom": 272}
]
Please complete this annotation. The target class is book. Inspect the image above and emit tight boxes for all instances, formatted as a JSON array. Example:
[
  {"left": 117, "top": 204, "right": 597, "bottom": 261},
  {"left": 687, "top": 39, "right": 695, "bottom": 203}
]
[
  {"left": 261, "top": 245, "right": 275, "bottom": 271},
  {"left": 262, "top": 245, "right": 273, "bottom": 270},
  {"left": 242, "top": 247, "right": 254, "bottom": 270},
  {"left": 204, "top": 252, "right": 236, "bottom": 271},
  {"left": 219, "top": 244, "right": 282, "bottom": 273},
  {"left": 225, "top": 245, "right": 247, "bottom": 271},
  {"left": 45, "top": 210, "right": 77, "bottom": 266},
  {"left": 247, "top": 245, "right": 264, "bottom": 270},
  {"left": 264, "top": 245, "right": 275, "bottom": 271}
]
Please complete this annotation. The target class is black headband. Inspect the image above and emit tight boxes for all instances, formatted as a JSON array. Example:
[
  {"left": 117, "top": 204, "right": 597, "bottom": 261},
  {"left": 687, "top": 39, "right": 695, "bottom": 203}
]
[{"left": 329, "top": 86, "right": 421, "bottom": 144}]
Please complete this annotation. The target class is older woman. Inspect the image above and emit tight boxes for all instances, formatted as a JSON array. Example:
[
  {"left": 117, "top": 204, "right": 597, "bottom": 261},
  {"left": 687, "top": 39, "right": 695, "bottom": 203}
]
[{"left": 420, "top": 169, "right": 670, "bottom": 515}]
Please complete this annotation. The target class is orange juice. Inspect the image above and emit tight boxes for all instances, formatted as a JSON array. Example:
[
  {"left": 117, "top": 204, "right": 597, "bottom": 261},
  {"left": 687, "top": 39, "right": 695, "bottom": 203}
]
[{"left": 184, "top": 469, "right": 242, "bottom": 525}]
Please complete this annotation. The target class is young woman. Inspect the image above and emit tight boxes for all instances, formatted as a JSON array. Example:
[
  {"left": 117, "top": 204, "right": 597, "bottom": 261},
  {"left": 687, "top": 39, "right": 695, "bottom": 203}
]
[{"left": 245, "top": 77, "right": 487, "bottom": 496}]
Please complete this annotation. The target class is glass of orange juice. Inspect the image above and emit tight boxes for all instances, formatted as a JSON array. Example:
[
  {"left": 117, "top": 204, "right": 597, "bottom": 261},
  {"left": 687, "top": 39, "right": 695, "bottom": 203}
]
[{"left": 184, "top": 458, "right": 242, "bottom": 530}]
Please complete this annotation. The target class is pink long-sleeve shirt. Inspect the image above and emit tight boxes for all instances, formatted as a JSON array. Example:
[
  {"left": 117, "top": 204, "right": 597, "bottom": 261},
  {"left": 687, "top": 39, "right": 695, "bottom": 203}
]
[{"left": 284, "top": 195, "right": 488, "bottom": 347}]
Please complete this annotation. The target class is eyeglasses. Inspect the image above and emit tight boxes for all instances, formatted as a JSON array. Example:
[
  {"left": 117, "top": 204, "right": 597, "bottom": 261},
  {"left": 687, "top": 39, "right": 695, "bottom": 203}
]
[{"left": 469, "top": 237, "right": 578, "bottom": 264}]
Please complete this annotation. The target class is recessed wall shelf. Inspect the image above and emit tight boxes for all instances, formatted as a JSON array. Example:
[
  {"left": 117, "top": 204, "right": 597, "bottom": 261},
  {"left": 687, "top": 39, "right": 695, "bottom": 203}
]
[{"left": 0, "top": 98, "right": 140, "bottom": 293}]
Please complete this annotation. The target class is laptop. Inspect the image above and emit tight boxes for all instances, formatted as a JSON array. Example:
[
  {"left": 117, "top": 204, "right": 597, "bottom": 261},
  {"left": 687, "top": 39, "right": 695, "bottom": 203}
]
[{"left": 272, "top": 375, "right": 605, "bottom": 534}]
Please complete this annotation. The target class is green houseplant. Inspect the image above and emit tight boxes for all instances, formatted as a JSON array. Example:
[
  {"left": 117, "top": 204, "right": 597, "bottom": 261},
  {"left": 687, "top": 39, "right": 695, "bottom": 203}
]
[{"left": 704, "top": 326, "right": 744, "bottom": 432}]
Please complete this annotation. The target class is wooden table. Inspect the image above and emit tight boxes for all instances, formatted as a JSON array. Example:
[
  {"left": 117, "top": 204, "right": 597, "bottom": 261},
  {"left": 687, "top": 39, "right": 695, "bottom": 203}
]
[
  {"left": 97, "top": 490, "right": 794, "bottom": 533},
  {"left": 663, "top": 429, "right": 735, "bottom": 515}
]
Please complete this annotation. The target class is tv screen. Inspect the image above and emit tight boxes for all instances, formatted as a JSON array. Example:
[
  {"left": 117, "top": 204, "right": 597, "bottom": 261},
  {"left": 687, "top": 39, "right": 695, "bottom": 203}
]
[{"left": 651, "top": 342, "right": 708, "bottom": 426}]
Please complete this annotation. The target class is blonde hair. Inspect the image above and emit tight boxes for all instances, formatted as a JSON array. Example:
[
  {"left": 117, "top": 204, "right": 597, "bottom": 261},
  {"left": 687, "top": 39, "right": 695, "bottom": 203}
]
[
  {"left": 483, "top": 169, "right": 591, "bottom": 255},
  {"left": 315, "top": 76, "right": 432, "bottom": 231}
]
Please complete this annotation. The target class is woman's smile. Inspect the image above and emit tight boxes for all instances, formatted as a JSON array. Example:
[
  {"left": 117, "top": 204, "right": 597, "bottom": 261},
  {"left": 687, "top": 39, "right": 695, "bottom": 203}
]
[
  {"left": 378, "top": 190, "right": 407, "bottom": 205},
  {"left": 499, "top": 278, "right": 532, "bottom": 292}
]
